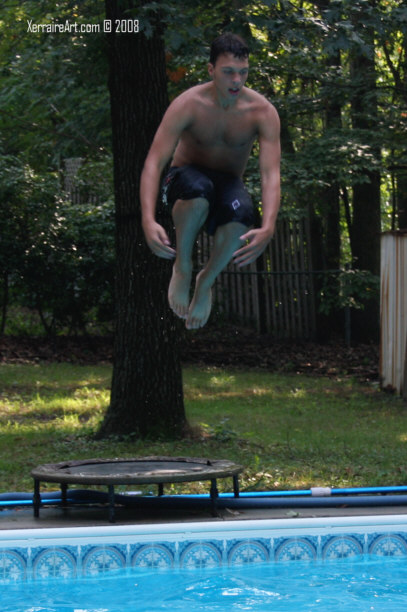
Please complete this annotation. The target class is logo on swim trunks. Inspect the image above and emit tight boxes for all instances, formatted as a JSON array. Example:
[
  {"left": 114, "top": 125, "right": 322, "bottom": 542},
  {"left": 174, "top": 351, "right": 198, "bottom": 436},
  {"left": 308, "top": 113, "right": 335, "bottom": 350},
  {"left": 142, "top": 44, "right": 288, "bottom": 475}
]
[{"left": 232, "top": 199, "right": 241, "bottom": 210}]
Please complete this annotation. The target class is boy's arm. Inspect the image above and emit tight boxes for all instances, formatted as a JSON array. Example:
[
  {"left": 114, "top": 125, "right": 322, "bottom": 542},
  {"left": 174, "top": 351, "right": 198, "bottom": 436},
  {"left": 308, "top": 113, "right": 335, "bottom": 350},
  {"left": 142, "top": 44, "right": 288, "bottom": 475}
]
[
  {"left": 233, "top": 103, "right": 281, "bottom": 267},
  {"left": 140, "top": 97, "right": 190, "bottom": 259}
]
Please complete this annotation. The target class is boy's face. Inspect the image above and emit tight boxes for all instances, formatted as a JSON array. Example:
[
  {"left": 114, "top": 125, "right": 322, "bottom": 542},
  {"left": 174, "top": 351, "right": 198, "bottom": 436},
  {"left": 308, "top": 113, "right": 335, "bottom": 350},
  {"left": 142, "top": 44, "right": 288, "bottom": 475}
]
[{"left": 208, "top": 53, "right": 249, "bottom": 101}]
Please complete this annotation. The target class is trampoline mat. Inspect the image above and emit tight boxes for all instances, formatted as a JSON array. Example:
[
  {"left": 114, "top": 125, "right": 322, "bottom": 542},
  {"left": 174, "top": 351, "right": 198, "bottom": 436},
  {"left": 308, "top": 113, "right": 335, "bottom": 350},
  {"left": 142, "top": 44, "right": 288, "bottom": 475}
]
[{"left": 31, "top": 457, "right": 243, "bottom": 485}]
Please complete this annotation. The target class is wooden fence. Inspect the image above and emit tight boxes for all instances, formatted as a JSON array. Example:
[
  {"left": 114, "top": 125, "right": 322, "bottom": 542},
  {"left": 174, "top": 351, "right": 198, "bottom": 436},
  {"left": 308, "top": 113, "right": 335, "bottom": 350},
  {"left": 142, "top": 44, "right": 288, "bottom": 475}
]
[{"left": 195, "top": 216, "right": 316, "bottom": 339}]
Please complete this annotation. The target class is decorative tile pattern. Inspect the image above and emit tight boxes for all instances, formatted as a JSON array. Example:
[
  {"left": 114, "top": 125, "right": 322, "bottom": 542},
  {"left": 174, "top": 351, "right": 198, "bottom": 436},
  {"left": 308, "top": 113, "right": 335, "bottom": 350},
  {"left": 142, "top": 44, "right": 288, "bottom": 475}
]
[
  {"left": 132, "top": 544, "right": 174, "bottom": 569},
  {"left": 180, "top": 542, "right": 222, "bottom": 568},
  {"left": 0, "top": 550, "right": 26, "bottom": 582},
  {"left": 275, "top": 538, "right": 316, "bottom": 562},
  {"left": 3, "top": 524, "right": 407, "bottom": 582},
  {"left": 33, "top": 548, "right": 76, "bottom": 579},
  {"left": 323, "top": 536, "right": 363, "bottom": 560},
  {"left": 369, "top": 534, "right": 407, "bottom": 556},
  {"left": 228, "top": 540, "right": 269, "bottom": 565},
  {"left": 82, "top": 546, "right": 126, "bottom": 576}
]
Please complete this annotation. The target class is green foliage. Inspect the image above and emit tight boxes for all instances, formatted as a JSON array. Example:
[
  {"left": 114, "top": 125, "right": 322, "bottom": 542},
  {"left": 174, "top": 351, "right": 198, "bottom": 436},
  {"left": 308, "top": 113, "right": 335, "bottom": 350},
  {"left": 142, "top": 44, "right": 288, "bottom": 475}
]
[
  {"left": 2, "top": 308, "right": 45, "bottom": 336},
  {"left": 0, "top": 1, "right": 113, "bottom": 334},
  {"left": 0, "top": 150, "right": 115, "bottom": 334},
  {"left": 19, "top": 196, "right": 115, "bottom": 335},
  {"left": 0, "top": 0, "right": 109, "bottom": 166},
  {"left": 318, "top": 268, "right": 380, "bottom": 315}
]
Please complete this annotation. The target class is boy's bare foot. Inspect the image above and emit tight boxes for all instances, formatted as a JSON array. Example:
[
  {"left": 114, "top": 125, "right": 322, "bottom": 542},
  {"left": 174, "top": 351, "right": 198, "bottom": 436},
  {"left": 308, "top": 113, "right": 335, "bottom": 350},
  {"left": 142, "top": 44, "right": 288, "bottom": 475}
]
[
  {"left": 168, "top": 264, "right": 192, "bottom": 319},
  {"left": 186, "top": 272, "right": 212, "bottom": 330}
]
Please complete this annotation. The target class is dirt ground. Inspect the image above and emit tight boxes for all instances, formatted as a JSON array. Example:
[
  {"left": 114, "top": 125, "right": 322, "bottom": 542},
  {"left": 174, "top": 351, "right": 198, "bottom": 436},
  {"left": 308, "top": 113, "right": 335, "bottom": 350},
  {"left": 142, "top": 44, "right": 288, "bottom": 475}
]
[{"left": 0, "top": 324, "right": 379, "bottom": 382}]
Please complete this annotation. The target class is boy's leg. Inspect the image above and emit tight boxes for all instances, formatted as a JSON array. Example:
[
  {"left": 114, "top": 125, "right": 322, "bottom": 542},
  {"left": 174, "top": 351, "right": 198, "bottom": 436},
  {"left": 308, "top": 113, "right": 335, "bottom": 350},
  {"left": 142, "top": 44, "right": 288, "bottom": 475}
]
[
  {"left": 186, "top": 221, "right": 247, "bottom": 330},
  {"left": 169, "top": 197, "right": 209, "bottom": 319}
]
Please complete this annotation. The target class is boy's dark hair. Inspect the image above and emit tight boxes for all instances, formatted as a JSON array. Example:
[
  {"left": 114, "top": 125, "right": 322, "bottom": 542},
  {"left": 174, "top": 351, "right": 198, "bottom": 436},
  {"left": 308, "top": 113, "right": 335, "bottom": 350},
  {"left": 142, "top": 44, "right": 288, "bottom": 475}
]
[{"left": 209, "top": 33, "right": 249, "bottom": 65}]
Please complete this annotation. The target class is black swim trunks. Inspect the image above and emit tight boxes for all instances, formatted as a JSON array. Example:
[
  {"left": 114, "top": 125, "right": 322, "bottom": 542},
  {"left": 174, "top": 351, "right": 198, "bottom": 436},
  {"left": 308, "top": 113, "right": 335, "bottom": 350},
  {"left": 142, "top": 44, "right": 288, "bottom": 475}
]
[{"left": 161, "top": 164, "right": 255, "bottom": 235}]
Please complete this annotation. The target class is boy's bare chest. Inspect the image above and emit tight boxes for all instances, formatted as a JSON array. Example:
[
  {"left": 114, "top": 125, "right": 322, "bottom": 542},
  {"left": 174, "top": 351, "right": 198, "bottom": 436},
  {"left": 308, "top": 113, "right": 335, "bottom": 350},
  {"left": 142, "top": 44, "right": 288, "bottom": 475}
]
[{"left": 186, "top": 107, "right": 256, "bottom": 149}]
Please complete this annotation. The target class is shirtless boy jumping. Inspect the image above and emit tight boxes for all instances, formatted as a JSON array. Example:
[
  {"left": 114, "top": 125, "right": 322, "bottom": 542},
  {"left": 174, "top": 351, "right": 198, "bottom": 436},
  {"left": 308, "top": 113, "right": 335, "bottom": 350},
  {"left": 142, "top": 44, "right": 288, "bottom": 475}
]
[{"left": 141, "top": 33, "right": 281, "bottom": 330}]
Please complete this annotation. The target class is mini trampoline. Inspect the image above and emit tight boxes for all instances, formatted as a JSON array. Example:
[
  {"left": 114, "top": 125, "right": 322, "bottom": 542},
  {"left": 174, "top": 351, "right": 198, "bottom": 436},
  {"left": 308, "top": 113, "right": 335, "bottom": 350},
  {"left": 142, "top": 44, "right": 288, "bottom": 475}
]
[{"left": 31, "top": 456, "right": 243, "bottom": 522}]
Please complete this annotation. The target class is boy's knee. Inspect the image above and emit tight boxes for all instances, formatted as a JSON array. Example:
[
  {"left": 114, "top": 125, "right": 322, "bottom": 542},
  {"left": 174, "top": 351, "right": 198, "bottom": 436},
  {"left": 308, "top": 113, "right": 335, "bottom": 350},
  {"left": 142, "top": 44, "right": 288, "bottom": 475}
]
[
  {"left": 166, "top": 166, "right": 215, "bottom": 208},
  {"left": 189, "top": 173, "right": 214, "bottom": 205},
  {"left": 173, "top": 196, "right": 210, "bottom": 219}
]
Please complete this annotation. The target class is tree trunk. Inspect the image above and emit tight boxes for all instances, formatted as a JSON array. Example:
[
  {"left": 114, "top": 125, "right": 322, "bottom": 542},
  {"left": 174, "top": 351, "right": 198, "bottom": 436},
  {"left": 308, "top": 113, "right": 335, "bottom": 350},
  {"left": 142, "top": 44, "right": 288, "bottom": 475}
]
[
  {"left": 349, "top": 12, "right": 381, "bottom": 341},
  {"left": 396, "top": 33, "right": 407, "bottom": 229},
  {"left": 0, "top": 271, "right": 8, "bottom": 334},
  {"left": 98, "top": 0, "right": 186, "bottom": 439},
  {"left": 309, "top": 1, "right": 343, "bottom": 339}
]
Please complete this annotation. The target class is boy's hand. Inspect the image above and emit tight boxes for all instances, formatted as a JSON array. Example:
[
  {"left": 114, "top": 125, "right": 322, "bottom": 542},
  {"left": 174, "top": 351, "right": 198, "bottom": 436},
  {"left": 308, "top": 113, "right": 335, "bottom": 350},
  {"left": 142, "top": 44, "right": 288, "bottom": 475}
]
[{"left": 143, "top": 220, "right": 176, "bottom": 259}]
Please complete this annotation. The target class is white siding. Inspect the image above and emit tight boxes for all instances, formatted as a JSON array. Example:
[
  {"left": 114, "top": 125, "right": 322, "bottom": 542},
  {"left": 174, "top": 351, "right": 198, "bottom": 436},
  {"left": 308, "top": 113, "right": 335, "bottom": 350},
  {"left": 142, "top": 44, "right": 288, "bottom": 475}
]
[{"left": 380, "top": 232, "right": 407, "bottom": 395}]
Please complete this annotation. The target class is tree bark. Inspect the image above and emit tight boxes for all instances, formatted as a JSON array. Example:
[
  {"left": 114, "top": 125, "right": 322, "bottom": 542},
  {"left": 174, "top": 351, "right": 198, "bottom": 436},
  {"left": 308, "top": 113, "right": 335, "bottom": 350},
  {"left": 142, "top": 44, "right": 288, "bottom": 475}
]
[
  {"left": 349, "top": 10, "right": 381, "bottom": 341},
  {"left": 98, "top": 0, "right": 186, "bottom": 439},
  {"left": 396, "top": 33, "right": 407, "bottom": 229},
  {"left": 309, "top": 0, "right": 343, "bottom": 338}
]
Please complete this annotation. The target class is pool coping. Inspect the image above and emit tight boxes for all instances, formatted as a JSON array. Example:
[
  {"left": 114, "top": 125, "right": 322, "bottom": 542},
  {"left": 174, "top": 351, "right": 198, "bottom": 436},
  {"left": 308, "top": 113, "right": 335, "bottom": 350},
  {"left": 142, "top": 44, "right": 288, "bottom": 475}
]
[{"left": 2, "top": 512, "right": 407, "bottom": 541}]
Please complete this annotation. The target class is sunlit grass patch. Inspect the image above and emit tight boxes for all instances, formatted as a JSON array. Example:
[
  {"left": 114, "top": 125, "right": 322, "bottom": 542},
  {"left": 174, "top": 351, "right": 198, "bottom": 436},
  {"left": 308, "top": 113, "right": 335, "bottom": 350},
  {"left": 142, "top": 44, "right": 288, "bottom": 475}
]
[{"left": 0, "top": 363, "right": 111, "bottom": 391}]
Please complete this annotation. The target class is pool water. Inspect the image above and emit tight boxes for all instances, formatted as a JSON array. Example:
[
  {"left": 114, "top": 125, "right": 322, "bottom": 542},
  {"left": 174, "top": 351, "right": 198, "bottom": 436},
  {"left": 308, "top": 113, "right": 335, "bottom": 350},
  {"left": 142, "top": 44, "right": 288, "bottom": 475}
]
[{"left": 4, "top": 555, "right": 407, "bottom": 611}]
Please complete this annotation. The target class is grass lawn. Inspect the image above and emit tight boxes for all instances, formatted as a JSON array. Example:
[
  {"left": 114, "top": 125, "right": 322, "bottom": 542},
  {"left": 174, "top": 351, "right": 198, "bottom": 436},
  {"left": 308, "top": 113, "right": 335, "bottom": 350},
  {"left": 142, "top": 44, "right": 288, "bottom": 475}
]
[{"left": 0, "top": 362, "right": 406, "bottom": 494}]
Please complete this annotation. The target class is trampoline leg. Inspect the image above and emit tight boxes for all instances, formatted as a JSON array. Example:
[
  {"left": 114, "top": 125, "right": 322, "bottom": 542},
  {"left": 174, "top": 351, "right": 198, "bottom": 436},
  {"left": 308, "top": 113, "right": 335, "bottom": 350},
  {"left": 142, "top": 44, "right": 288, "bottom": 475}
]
[
  {"left": 233, "top": 475, "right": 240, "bottom": 498},
  {"left": 33, "top": 479, "right": 41, "bottom": 518},
  {"left": 108, "top": 485, "right": 116, "bottom": 523},
  {"left": 210, "top": 479, "right": 219, "bottom": 517},
  {"left": 158, "top": 483, "right": 164, "bottom": 496},
  {"left": 61, "top": 483, "right": 68, "bottom": 507}
]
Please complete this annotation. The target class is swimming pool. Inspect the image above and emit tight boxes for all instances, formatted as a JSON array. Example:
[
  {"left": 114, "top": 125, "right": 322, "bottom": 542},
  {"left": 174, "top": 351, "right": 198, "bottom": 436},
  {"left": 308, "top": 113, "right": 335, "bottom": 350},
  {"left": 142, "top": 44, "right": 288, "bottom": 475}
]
[{"left": 2, "top": 515, "right": 407, "bottom": 609}]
